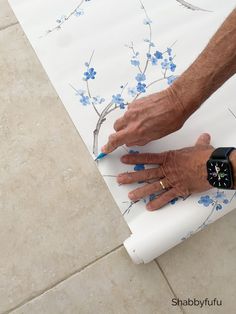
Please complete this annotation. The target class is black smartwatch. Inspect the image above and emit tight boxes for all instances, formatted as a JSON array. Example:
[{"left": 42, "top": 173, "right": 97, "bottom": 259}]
[{"left": 207, "top": 147, "right": 235, "bottom": 189}]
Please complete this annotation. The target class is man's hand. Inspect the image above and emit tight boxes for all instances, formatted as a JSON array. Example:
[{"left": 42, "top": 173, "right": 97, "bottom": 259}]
[
  {"left": 102, "top": 9, "right": 236, "bottom": 155},
  {"left": 102, "top": 88, "right": 187, "bottom": 154},
  {"left": 117, "top": 133, "right": 214, "bottom": 211}
]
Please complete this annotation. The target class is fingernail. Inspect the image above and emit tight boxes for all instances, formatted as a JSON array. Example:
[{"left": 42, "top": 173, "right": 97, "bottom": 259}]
[
  {"left": 146, "top": 204, "right": 152, "bottom": 210},
  {"left": 101, "top": 145, "right": 106, "bottom": 153},
  {"left": 128, "top": 192, "right": 134, "bottom": 200}
]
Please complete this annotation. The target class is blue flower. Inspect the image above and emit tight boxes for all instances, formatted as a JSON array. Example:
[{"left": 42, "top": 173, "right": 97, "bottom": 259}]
[
  {"left": 167, "top": 75, "right": 177, "bottom": 85},
  {"left": 198, "top": 195, "right": 213, "bottom": 207},
  {"left": 167, "top": 47, "right": 172, "bottom": 56},
  {"left": 143, "top": 18, "right": 152, "bottom": 25},
  {"left": 135, "top": 73, "right": 146, "bottom": 82},
  {"left": 147, "top": 52, "right": 160, "bottom": 65},
  {"left": 149, "top": 194, "right": 157, "bottom": 202},
  {"left": 223, "top": 199, "right": 229, "bottom": 204},
  {"left": 128, "top": 87, "right": 138, "bottom": 97},
  {"left": 131, "top": 59, "right": 140, "bottom": 67},
  {"left": 80, "top": 95, "right": 90, "bottom": 106},
  {"left": 154, "top": 51, "right": 163, "bottom": 59},
  {"left": 151, "top": 57, "right": 158, "bottom": 65},
  {"left": 129, "top": 150, "right": 139, "bottom": 154},
  {"left": 161, "top": 59, "right": 170, "bottom": 70},
  {"left": 112, "top": 94, "right": 125, "bottom": 109},
  {"left": 144, "top": 39, "right": 155, "bottom": 47},
  {"left": 136, "top": 82, "right": 146, "bottom": 93},
  {"left": 170, "top": 197, "right": 178, "bottom": 205},
  {"left": 84, "top": 68, "right": 96, "bottom": 80},
  {"left": 75, "top": 9, "right": 84, "bottom": 16},
  {"left": 170, "top": 62, "right": 176, "bottom": 72},
  {"left": 216, "top": 204, "right": 223, "bottom": 211},
  {"left": 215, "top": 191, "right": 225, "bottom": 199},
  {"left": 92, "top": 96, "right": 105, "bottom": 104},
  {"left": 134, "top": 164, "right": 145, "bottom": 171},
  {"left": 56, "top": 15, "right": 66, "bottom": 24}
]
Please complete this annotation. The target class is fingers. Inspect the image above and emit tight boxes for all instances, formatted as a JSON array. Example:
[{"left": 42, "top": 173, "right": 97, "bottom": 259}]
[
  {"left": 117, "top": 167, "right": 164, "bottom": 184},
  {"left": 146, "top": 188, "right": 177, "bottom": 211},
  {"left": 126, "top": 139, "right": 149, "bottom": 147},
  {"left": 128, "top": 178, "right": 170, "bottom": 202},
  {"left": 102, "top": 130, "right": 130, "bottom": 154},
  {"left": 195, "top": 133, "right": 211, "bottom": 146},
  {"left": 114, "top": 116, "right": 127, "bottom": 132},
  {"left": 121, "top": 152, "right": 166, "bottom": 165}
]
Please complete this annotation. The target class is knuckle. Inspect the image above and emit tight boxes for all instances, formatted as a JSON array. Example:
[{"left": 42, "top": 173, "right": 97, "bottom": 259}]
[
  {"left": 135, "top": 124, "right": 144, "bottom": 137},
  {"left": 126, "top": 172, "right": 135, "bottom": 182},
  {"left": 146, "top": 153, "right": 154, "bottom": 163},
  {"left": 146, "top": 169, "right": 154, "bottom": 179},
  {"left": 108, "top": 134, "right": 115, "bottom": 141},
  {"left": 123, "top": 111, "right": 131, "bottom": 120},
  {"left": 131, "top": 110, "right": 139, "bottom": 120}
]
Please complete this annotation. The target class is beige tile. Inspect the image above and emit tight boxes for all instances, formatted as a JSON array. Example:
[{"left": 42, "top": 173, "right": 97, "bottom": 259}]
[
  {"left": 0, "top": 0, "right": 17, "bottom": 29},
  {"left": 11, "top": 247, "right": 183, "bottom": 314},
  {"left": 0, "top": 24, "right": 130, "bottom": 313},
  {"left": 157, "top": 209, "right": 236, "bottom": 314}
]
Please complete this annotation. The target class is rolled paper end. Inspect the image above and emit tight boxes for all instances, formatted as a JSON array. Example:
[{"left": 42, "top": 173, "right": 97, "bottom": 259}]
[{"left": 123, "top": 235, "right": 144, "bottom": 264}]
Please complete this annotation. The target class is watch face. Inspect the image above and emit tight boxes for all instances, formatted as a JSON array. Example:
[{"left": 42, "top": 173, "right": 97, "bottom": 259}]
[{"left": 207, "top": 160, "right": 233, "bottom": 189}]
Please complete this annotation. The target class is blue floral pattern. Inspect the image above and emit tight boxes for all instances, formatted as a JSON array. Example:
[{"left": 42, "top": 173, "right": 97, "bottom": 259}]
[
  {"left": 83, "top": 67, "right": 96, "bottom": 81},
  {"left": 70, "top": 1, "right": 178, "bottom": 156},
  {"left": 46, "top": 0, "right": 92, "bottom": 34},
  {"left": 181, "top": 190, "right": 236, "bottom": 240}
]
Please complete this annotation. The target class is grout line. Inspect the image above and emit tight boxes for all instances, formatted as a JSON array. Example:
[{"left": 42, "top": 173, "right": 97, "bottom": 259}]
[
  {"left": 2, "top": 244, "right": 123, "bottom": 314},
  {"left": 0, "top": 21, "right": 19, "bottom": 32},
  {"left": 154, "top": 260, "right": 186, "bottom": 314}
]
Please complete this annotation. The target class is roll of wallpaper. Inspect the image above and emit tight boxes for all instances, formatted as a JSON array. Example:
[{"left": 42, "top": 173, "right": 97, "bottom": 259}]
[
  {"left": 9, "top": 0, "right": 236, "bottom": 263},
  {"left": 124, "top": 188, "right": 236, "bottom": 263}
]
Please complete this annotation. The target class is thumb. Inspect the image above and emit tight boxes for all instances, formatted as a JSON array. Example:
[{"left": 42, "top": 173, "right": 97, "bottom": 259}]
[{"left": 195, "top": 133, "right": 211, "bottom": 146}]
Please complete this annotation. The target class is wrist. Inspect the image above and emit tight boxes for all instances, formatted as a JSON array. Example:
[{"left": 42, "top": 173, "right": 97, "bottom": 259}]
[
  {"left": 229, "top": 149, "right": 236, "bottom": 189},
  {"left": 170, "top": 73, "right": 203, "bottom": 121},
  {"left": 166, "top": 85, "right": 190, "bottom": 125}
]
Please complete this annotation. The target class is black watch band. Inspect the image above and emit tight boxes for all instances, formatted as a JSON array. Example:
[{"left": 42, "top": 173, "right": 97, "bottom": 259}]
[
  {"left": 207, "top": 147, "right": 235, "bottom": 190},
  {"left": 211, "top": 147, "right": 235, "bottom": 160}
]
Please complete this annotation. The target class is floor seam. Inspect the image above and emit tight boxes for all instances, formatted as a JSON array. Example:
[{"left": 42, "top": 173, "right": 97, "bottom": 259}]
[
  {"left": 2, "top": 244, "right": 123, "bottom": 314},
  {"left": 154, "top": 260, "right": 186, "bottom": 314},
  {"left": 0, "top": 22, "right": 19, "bottom": 32}
]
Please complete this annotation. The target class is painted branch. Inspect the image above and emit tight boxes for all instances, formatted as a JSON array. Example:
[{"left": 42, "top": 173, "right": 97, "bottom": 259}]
[{"left": 93, "top": 102, "right": 114, "bottom": 155}]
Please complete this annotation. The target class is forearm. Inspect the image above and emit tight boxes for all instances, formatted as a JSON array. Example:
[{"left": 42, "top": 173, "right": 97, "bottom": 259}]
[
  {"left": 229, "top": 150, "right": 236, "bottom": 189},
  {"left": 171, "top": 9, "right": 236, "bottom": 119}
]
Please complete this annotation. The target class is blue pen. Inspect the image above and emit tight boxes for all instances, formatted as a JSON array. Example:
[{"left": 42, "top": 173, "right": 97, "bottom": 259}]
[{"left": 95, "top": 152, "right": 108, "bottom": 161}]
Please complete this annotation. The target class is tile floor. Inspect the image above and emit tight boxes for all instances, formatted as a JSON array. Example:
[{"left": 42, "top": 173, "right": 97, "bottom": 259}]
[{"left": 0, "top": 1, "right": 236, "bottom": 313}]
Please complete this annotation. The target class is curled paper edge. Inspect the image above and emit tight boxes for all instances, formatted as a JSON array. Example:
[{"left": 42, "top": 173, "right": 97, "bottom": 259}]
[{"left": 124, "top": 200, "right": 236, "bottom": 264}]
